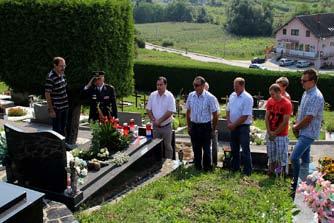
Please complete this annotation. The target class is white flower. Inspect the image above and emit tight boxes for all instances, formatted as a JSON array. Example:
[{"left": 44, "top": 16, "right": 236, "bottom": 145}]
[{"left": 80, "top": 168, "right": 88, "bottom": 177}]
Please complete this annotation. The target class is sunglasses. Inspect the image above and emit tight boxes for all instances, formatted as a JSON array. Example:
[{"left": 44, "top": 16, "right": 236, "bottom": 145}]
[{"left": 301, "top": 79, "right": 312, "bottom": 83}]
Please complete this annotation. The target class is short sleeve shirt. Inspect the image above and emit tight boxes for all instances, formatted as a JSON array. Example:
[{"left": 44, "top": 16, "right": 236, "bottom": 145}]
[
  {"left": 266, "top": 97, "right": 292, "bottom": 136},
  {"left": 297, "top": 86, "right": 324, "bottom": 139},
  {"left": 45, "top": 70, "right": 69, "bottom": 111},
  {"left": 186, "top": 90, "right": 219, "bottom": 123},
  {"left": 227, "top": 90, "right": 253, "bottom": 125},
  {"left": 146, "top": 90, "right": 176, "bottom": 126}
]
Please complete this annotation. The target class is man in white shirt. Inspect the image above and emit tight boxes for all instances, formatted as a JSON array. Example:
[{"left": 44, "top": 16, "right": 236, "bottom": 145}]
[
  {"left": 147, "top": 77, "right": 176, "bottom": 159},
  {"left": 227, "top": 77, "right": 254, "bottom": 176}
]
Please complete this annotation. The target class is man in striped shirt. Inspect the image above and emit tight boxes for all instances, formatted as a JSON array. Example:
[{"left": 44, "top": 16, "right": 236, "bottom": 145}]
[{"left": 45, "top": 57, "right": 69, "bottom": 136}]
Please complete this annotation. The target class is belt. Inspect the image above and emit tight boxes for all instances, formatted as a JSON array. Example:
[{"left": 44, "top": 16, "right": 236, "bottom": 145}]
[
  {"left": 191, "top": 121, "right": 211, "bottom": 126},
  {"left": 154, "top": 123, "right": 171, "bottom": 128}
]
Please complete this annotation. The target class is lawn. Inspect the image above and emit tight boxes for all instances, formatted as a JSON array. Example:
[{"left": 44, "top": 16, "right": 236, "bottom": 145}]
[
  {"left": 136, "top": 22, "right": 275, "bottom": 60},
  {"left": 77, "top": 167, "right": 294, "bottom": 223}
]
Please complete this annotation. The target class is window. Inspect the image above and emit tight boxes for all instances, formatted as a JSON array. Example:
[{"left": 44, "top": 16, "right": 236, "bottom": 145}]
[
  {"left": 330, "top": 42, "right": 334, "bottom": 47},
  {"left": 283, "top": 29, "right": 287, "bottom": 35},
  {"left": 299, "top": 44, "right": 304, "bottom": 51},
  {"left": 291, "top": 29, "right": 299, "bottom": 36},
  {"left": 306, "top": 30, "right": 310, "bottom": 37},
  {"left": 305, "top": 44, "right": 310, "bottom": 52}
]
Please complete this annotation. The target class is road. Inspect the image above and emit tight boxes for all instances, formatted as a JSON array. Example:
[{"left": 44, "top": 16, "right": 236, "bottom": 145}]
[{"left": 145, "top": 43, "right": 334, "bottom": 74}]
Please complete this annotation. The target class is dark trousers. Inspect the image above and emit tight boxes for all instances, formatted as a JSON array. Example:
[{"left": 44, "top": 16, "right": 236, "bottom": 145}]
[
  {"left": 230, "top": 124, "right": 252, "bottom": 175},
  {"left": 190, "top": 122, "right": 212, "bottom": 170},
  {"left": 52, "top": 109, "right": 68, "bottom": 137}
]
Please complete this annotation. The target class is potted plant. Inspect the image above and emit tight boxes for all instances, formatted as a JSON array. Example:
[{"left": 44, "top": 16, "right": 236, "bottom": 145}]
[{"left": 325, "top": 121, "right": 334, "bottom": 140}]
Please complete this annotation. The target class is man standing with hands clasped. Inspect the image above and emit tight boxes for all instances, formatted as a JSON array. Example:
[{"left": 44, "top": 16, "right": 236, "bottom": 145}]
[
  {"left": 147, "top": 77, "right": 176, "bottom": 159},
  {"left": 227, "top": 77, "right": 253, "bottom": 176},
  {"left": 290, "top": 69, "right": 324, "bottom": 199},
  {"left": 186, "top": 76, "right": 219, "bottom": 171}
]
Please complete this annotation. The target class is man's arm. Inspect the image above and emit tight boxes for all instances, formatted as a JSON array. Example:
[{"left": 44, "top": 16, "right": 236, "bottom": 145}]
[
  {"left": 186, "top": 109, "right": 191, "bottom": 135},
  {"left": 110, "top": 87, "right": 118, "bottom": 118},
  {"left": 157, "top": 111, "right": 173, "bottom": 126},
  {"left": 293, "top": 115, "right": 313, "bottom": 131},
  {"left": 212, "top": 111, "right": 218, "bottom": 131},
  {"left": 265, "top": 110, "right": 270, "bottom": 133},
  {"left": 273, "top": 114, "right": 289, "bottom": 135},
  {"left": 45, "top": 92, "right": 56, "bottom": 118},
  {"left": 228, "top": 115, "right": 248, "bottom": 131}
]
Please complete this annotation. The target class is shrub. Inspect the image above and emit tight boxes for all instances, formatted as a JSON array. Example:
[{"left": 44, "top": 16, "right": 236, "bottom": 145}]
[
  {"left": 0, "top": 0, "right": 134, "bottom": 97},
  {"left": 326, "top": 121, "right": 334, "bottom": 133},
  {"left": 136, "top": 38, "right": 146, "bottom": 49},
  {"left": 162, "top": 39, "right": 174, "bottom": 47},
  {"left": 134, "top": 61, "right": 334, "bottom": 109}
]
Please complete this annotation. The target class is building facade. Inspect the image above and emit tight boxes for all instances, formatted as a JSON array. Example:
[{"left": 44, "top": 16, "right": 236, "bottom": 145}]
[{"left": 275, "top": 13, "right": 334, "bottom": 69}]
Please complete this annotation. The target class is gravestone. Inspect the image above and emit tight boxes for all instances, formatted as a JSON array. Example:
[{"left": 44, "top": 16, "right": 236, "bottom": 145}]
[
  {"left": 4, "top": 123, "right": 67, "bottom": 193},
  {"left": 4, "top": 122, "right": 164, "bottom": 210},
  {"left": 253, "top": 108, "right": 266, "bottom": 119},
  {"left": 32, "top": 101, "right": 52, "bottom": 124},
  {"left": 0, "top": 181, "right": 44, "bottom": 223},
  {"left": 118, "top": 111, "right": 142, "bottom": 126},
  {"left": 217, "top": 119, "right": 231, "bottom": 142}
]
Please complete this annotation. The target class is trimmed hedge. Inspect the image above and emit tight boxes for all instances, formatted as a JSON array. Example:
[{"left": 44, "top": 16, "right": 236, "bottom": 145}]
[
  {"left": 0, "top": 0, "right": 134, "bottom": 97},
  {"left": 134, "top": 61, "right": 334, "bottom": 106}
]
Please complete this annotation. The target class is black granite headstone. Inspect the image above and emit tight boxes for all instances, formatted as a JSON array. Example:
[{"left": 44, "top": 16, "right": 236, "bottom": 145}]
[{"left": 4, "top": 123, "right": 67, "bottom": 193}]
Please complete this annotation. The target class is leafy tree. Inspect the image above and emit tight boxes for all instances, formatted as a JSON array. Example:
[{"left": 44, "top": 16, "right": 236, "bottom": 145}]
[
  {"left": 196, "top": 7, "right": 210, "bottom": 23},
  {"left": 134, "top": 2, "right": 165, "bottom": 23},
  {"left": 165, "top": 0, "right": 194, "bottom": 22},
  {"left": 226, "top": 0, "right": 273, "bottom": 36}
]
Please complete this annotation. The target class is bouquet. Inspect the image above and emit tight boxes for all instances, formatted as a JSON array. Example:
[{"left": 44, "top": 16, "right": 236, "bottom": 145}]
[{"left": 297, "top": 171, "right": 334, "bottom": 222}]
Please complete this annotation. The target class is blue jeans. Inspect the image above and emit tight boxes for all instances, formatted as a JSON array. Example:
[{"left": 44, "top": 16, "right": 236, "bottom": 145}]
[
  {"left": 290, "top": 135, "right": 314, "bottom": 191},
  {"left": 230, "top": 125, "right": 252, "bottom": 175},
  {"left": 52, "top": 109, "right": 68, "bottom": 137}
]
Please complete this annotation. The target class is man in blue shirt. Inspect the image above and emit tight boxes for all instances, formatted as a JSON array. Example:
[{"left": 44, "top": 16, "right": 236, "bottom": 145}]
[
  {"left": 186, "top": 76, "right": 219, "bottom": 171},
  {"left": 291, "top": 69, "right": 324, "bottom": 199}
]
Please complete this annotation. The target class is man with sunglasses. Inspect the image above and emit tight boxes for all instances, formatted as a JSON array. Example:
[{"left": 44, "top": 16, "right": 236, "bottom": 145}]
[
  {"left": 45, "top": 57, "right": 69, "bottom": 136},
  {"left": 290, "top": 69, "right": 324, "bottom": 199},
  {"left": 186, "top": 76, "right": 219, "bottom": 171}
]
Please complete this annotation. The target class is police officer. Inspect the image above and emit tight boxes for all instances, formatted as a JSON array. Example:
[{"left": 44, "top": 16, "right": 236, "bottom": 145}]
[{"left": 83, "top": 71, "right": 118, "bottom": 121}]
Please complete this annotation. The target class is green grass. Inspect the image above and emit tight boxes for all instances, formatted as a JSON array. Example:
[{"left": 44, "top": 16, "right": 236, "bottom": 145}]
[
  {"left": 76, "top": 167, "right": 294, "bottom": 223},
  {"left": 136, "top": 22, "right": 275, "bottom": 59}
]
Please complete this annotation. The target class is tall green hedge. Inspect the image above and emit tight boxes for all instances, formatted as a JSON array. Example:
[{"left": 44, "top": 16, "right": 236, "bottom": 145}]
[
  {"left": 0, "top": 0, "right": 134, "bottom": 97},
  {"left": 134, "top": 61, "right": 334, "bottom": 106}
]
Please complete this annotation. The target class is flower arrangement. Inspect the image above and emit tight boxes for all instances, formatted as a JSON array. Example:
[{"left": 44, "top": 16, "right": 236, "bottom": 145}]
[
  {"left": 319, "top": 157, "right": 334, "bottom": 182},
  {"left": 297, "top": 171, "right": 334, "bottom": 222},
  {"left": 90, "top": 116, "right": 131, "bottom": 155},
  {"left": 110, "top": 151, "right": 130, "bottom": 166}
]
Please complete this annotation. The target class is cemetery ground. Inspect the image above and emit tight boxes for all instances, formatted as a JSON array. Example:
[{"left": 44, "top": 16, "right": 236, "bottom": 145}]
[
  {"left": 77, "top": 167, "right": 294, "bottom": 223},
  {"left": 1, "top": 83, "right": 334, "bottom": 222}
]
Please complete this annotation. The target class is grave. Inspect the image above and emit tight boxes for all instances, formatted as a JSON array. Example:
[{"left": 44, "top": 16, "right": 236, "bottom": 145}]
[
  {"left": 217, "top": 119, "right": 231, "bottom": 142},
  {"left": 0, "top": 182, "right": 44, "bottom": 223},
  {"left": 253, "top": 108, "right": 266, "bottom": 119},
  {"left": 4, "top": 122, "right": 164, "bottom": 210}
]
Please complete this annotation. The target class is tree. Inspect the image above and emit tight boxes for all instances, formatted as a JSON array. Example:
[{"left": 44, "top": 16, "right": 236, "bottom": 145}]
[
  {"left": 226, "top": 0, "right": 273, "bottom": 36},
  {"left": 0, "top": 0, "right": 134, "bottom": 144},
  {"left": 165, "top": 0, "right": 194, "bottom": 22},
  {"left": 134, "top": 2, "right": 165, "bottom": 23}
]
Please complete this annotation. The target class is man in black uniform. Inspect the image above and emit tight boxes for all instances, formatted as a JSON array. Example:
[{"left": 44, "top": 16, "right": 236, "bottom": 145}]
[{"left": 83, "top": 71, "right": 118, "bottom": 121}]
